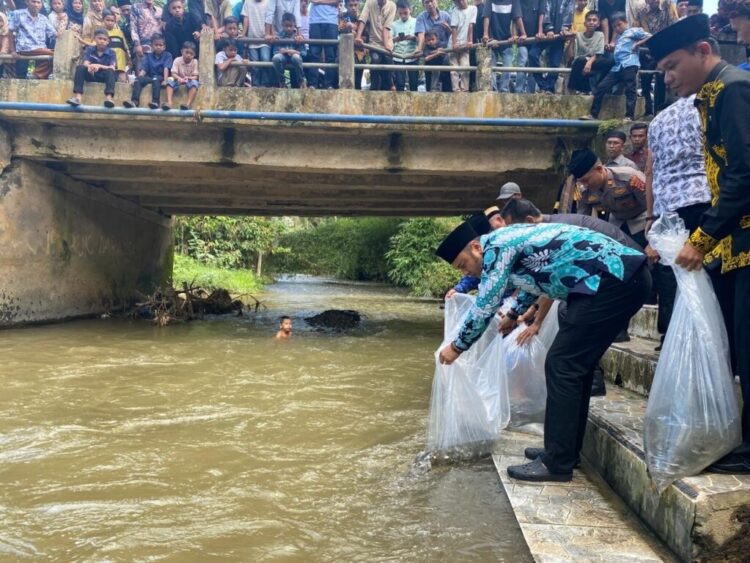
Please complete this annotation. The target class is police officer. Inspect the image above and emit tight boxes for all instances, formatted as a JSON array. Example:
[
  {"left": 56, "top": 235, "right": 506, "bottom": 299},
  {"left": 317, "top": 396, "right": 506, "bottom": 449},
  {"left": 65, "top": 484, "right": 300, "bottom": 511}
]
[
  {"left": 568, "top": 148, "right": 649, "bottom": 250},
  {"left": 646, "top": 13, "right": 750, "bottom": 473}
]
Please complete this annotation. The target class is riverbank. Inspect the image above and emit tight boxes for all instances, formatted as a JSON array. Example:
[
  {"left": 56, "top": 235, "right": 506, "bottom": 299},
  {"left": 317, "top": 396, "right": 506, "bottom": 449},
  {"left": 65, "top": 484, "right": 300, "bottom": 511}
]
[{"left": 172, "top": 255, "right": 264, "bottom": 295}]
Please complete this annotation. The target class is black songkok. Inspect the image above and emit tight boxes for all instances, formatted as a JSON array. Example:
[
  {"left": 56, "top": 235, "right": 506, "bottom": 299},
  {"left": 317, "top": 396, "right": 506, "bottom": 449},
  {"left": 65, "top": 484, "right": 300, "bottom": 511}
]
[
  {"left": 436, "top": 221, "right": 481, "bottom": 264},
  {"left": 468, "top": 212, "right": 492, "bottom": 235},
  {"left": 645, "top": 14, "right": 711, "bottom": 62},
  {"left": 567, "top": 148, "right": 598, "bottom": 179}
]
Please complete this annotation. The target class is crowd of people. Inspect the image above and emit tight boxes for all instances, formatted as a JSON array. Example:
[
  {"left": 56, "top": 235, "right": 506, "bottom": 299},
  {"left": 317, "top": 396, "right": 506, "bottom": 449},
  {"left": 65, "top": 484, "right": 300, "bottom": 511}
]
[
  {"left": 0, "top": 0, "right": 746, "bottom": 112},
  {"left": 435, "top": 11, "right": 750, "bottom": 481}
]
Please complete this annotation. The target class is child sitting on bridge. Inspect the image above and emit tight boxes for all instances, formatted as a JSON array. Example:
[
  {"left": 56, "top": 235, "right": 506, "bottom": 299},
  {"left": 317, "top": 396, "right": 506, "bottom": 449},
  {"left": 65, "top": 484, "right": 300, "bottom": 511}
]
[
  {"left": 123, "top": 33, "right": 172, "bottom": 108},
  {"left": 215, "top": 38, "right": 249, "bottom": 86},
  {"left": 163, "top": 40, "right": 199, "bottom": 110},
  {"left": 66, "top": 28, "right": 117, "bottom": 108},
  {"left": 272, "top": 12, "right": 307, "bottom": 88}
]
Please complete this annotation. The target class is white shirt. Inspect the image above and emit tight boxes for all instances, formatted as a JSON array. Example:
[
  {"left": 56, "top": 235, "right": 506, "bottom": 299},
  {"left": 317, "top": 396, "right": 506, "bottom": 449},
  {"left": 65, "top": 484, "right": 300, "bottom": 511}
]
[
  {"left": 242, "top": 0, "right": 268, "bottom": 41},
  {"left": 648, "top": 95, "right": 712, "bottom": 216},
  {"left": 448, "top": 5, "right": 476, "bottom": 48}
]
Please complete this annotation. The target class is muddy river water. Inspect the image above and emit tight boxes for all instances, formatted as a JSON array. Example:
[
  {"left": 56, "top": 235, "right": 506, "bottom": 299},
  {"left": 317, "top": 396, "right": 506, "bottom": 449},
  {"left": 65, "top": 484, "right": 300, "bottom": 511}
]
[{"left": 1, "top": 277, "right": 531, "bottom": 561}]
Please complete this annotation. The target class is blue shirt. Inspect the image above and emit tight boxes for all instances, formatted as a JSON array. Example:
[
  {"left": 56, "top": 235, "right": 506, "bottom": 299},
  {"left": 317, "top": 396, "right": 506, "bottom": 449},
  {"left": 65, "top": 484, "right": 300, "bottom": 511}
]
[
  {"left": 612, "top": 26, "right": 649, "bottom": 71},
  {"left": 8, "top": 9, "right": 56, "bottom": 52},
  {"left": 82, "top": 45, "right": 116, "bottom": 67},
  {"left": 309, "top": 1, "right": 339, "bottom": 25},
  {"left": 453, "top": 223, "right": 645, "bottom": 350},
  {"left": 140, "top": 50, "right": 174, "bottom": 77},
  {"left": 415, "top": 10, "right": 452, "bottom": 48}
]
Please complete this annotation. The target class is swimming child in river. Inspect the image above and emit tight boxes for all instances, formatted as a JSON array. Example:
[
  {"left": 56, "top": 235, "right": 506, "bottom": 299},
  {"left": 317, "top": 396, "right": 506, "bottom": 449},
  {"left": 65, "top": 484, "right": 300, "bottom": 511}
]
[{"left": 274, "top": 316, "right": 293, "bottom": 340}]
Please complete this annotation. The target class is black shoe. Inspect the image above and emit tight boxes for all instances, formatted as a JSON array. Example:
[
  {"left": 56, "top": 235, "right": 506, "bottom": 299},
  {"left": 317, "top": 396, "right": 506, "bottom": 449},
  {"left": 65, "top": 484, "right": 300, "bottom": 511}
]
[
  {"left": 103, "top": 99, "right": 115, "bottom": 108},
  {"left": 654, "top": 343, "right": 663, "bottom": 352},
  {"left": 613, "top": 330, "right": 630, "bottom": 343},
  {"left": 161, "top": 103, "right": 171, "bottom": 111},
  {"left": 179, "top": 104, "right": 189, "bottom": 111},
  {"left": 524, "top": 447, "right": 581, "bottom": 468},
  {"left": 148, "top": 101, "right": 159, "bottom": 110},
  {"left": 507, "top": 457, "right": 572, "bottom": 482},
  {"left": 123, "top": 100, "right": 136, "bottom": 108},
  {"left": 708, "top": 452, "right": 750, "bottom": 474},
  {"left": 524, "top": 447, "right": 545, "bottom": 460}
]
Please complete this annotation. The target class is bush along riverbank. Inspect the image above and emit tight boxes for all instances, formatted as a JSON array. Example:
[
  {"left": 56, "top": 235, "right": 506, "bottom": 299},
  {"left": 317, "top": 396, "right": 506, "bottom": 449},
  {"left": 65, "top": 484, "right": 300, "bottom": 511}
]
[{"left": 172, "top": 216, "right": 463, "bottom": 298}]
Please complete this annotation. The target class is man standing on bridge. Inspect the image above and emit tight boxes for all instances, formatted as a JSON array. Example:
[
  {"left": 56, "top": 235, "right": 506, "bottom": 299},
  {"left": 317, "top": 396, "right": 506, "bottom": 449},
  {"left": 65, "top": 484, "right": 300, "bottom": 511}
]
[
  {"left": 435, "top": 217, "right": 650, "bottom": 481},
  {"left": 646, "top": 12, "right": 750, "bottom": 473}
]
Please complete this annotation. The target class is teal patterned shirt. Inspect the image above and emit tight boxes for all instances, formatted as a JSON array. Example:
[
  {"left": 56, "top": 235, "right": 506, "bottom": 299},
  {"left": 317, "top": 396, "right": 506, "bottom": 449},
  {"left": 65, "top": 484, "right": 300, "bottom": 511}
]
[{"left": 454, "top": 223, "right": 645, "bottom": 351}]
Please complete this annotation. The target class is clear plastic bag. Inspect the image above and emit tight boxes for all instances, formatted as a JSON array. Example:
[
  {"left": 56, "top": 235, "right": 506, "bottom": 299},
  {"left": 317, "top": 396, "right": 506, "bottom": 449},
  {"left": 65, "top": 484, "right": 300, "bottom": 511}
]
[
  {"left": 504, "top": 323, "right": 549, "bottom": 426},
  {"left": 644, "top": 213, "right": 741, "bottom": 492},
  {"left": 427, "top": 295, "right": 510, "bottom": 458}
]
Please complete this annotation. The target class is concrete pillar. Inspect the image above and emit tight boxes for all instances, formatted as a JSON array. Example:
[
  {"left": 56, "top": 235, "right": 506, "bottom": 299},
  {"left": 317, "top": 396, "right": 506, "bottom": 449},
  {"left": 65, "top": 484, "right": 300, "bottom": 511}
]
[
  {"left": 476, "top": 45, "right": 494, "bottom": 92},
  {"left": 199, "top": 28, "right": 217, "bottom": 90},
  {"left": 53, "top": 29, "right": 79, "bottom": 81},
  {"left": 338, "top": 33, "right": 355, "bottom": 90},
  {"left": 0, "top": 160, "right": 173, "bottom": 326}
]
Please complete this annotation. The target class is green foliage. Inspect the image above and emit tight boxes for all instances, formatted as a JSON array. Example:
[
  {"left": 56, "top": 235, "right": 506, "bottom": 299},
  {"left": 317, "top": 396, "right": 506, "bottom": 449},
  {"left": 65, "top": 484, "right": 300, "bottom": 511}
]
[
  {"left": 385, "top": 217, "right": 461, "bottom": 297},
  {"left": 270, "top": 218, "right": 402, "bottom": 281},
  {"left": 172, "top": 255, "right": 263, "bottom": 294},
  {"left": 174, "top": 216, "right": 288, "bottom": 271}
]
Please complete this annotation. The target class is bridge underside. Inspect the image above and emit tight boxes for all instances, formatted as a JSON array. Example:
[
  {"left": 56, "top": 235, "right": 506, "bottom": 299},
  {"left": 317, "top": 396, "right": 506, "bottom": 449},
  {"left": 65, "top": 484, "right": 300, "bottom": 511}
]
[
  {"left": 0, "top": 80, "right": 613, "bottom": 217},
  {"left": 6, "top": 116, "right": 587, "bottom": 217}
]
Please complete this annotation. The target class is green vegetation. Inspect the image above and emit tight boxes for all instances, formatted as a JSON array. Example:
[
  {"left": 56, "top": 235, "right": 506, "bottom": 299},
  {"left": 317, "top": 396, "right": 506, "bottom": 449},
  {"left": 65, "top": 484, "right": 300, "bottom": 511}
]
[
  {"left": 173, "top": 215, "right": 463, "bottom": 298},
  {"left": 270, "top": 218, "right": 402, "bottom": 281},
  {"left": 386, "top": 218, "right": 462, "bottom": 297},
  {"left": 172, "top": 255, "right": 263, "bottom": 294}
]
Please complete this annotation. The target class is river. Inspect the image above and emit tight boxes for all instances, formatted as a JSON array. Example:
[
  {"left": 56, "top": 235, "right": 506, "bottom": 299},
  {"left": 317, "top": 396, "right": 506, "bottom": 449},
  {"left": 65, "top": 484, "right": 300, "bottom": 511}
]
[{"left": 1, "top": 277, "right": 531, "bottom": 561}]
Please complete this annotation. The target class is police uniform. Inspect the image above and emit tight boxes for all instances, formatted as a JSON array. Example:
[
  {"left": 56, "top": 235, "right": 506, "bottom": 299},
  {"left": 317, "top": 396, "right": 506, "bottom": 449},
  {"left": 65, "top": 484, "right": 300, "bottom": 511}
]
[
  {"left": 647, "top": 13, "right": 750, "bottom": 469},
  {"left": 578, "top": 165, "right": 649, "bottom": 248}
]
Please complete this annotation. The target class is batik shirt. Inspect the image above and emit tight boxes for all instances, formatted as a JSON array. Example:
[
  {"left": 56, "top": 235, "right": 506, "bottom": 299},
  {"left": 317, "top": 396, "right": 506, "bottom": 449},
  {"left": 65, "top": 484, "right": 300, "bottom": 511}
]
[
  {"left": 648, "top": 95, "right": 710, "bottom": 216},
  {"left": 453, "top": 223, "right": 645, "bottom": 350},
  {"left": 130, "top": 1, "right": 163, "bottom": 49},
  {"left": 8, "top": 9, "right": 55, "bottom": 52}
]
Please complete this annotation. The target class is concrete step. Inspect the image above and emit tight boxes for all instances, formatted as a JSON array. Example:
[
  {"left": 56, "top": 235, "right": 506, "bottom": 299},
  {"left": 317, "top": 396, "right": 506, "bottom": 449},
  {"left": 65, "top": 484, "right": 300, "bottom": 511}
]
[
  {"left": 582, "top": 388, "right": 750, "bottom": 562},
  {"left": 601, "top": 336, "right": 659, "bottom": 396},
  {"left": 492, "top": 427, "right": 677, "bottom": 562},
  {"left": 629, "top": 305, "right": 659, "bottom": 342}
]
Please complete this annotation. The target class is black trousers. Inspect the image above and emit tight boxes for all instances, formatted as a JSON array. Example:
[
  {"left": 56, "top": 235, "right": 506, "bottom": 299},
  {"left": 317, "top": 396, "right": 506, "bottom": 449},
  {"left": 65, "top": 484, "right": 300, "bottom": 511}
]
[
  {"left": 651, "top": 202, "right": 712, "bottom": 335},
  {"left": 711, "top": 265, "right": 750, "bottom": 450},
  {"left": 638, "top": 51, "right": 665, "bottom": 115},
  {"left": 568, "top": 55, "right": 613, "bottom": 93},
  {"left": 131, "top": 75, "right": 162, "bottom": 104},
  {"left": 369, "top": 51, "right": 392, "bottom": 91},
  {"left": 542, "top": 265, "right": 651, "bottom": 473},
  {"left": 392, "top": 59, "right": 418, "bottom": 91},
  {"left": 590, "top": 65, "right": 638, "bottom": 119},
  {"left": 73, "top": 65, "right": 116, "bottom": 96}
]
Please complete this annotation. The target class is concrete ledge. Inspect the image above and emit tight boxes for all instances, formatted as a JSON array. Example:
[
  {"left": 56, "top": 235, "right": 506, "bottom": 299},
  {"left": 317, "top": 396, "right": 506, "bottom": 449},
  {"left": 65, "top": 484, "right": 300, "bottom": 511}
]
[
  {"left": 493, "top": 428, "right": 675, "bottom": 562},
  {"left": 630, "top": 305, "right": 659, "bottom": 341},
  {"left": 601, "top": 336, "right": 658, "bottom": 396},
  {"left": 583, "top": 388, "right": 750, "bottom": 562}
]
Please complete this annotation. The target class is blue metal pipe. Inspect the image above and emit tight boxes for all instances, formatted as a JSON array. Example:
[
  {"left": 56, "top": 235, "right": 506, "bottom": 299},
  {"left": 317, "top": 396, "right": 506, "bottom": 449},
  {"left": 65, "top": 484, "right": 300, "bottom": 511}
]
[{"left": 0, "top": 101, "right": 602, "bottom": 129}]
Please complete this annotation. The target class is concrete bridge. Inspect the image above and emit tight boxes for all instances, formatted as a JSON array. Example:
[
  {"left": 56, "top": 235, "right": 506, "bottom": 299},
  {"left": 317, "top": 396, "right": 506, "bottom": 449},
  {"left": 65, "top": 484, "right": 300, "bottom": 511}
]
[{"left": 0, "top": 29, "right": 627, "bottom": 326}]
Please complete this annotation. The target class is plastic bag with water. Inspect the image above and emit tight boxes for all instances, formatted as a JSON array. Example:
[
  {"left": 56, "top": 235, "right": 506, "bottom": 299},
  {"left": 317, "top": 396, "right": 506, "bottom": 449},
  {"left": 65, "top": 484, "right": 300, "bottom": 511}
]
[
  {"left": 644, "top": 213, "right": 742, "bottom": 492},
  {"left": 427, "top": 294, "right": 510, "bottom": 459},
  {"left": 504, "top": 302, "right": 559, "bottom": 427}
]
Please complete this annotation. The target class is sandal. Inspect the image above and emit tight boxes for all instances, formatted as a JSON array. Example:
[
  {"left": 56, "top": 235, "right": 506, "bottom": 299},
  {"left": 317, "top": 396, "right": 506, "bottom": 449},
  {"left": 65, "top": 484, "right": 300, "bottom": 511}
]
[
  {"left": 103, "top": 99, "right": 115, "bottom": 108},
  {"left": 179, "top": 104, "right": 189, "bottom": 111},
  {"left": 161, "top": 103, "right": 171, "bottom": 111},
  {"left": 507, "top": 458, "right": 572, "bottom": 482},
  {"left": 65, "top": 97, "right": 81, "bottom": 107}
]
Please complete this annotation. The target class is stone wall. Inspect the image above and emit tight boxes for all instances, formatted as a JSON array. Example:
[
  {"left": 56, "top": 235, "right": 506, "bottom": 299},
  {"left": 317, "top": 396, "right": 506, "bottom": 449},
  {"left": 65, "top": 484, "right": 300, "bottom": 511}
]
[{"left": 0, "top": 160, "right": 172, "bottom": 326}]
